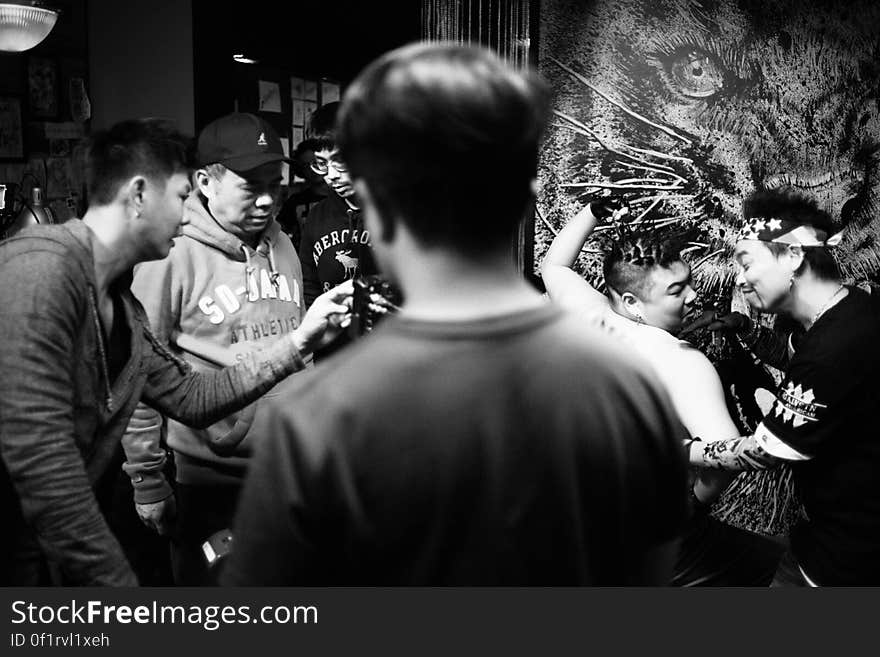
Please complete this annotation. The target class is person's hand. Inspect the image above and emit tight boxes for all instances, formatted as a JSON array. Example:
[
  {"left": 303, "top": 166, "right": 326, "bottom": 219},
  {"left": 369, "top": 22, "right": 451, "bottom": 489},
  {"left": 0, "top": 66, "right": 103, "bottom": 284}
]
[
  {"left": 136, "top": 496, "right": 177, "bottom": 536},
  {"left": 679, "top": 310, "right": 752, "bottom": 337},
  {"left": 588, "top": 195, "right": 629, "bottom": 222},
  {"left": 292, "top": 279, "right": 354, "bottom": 354}
]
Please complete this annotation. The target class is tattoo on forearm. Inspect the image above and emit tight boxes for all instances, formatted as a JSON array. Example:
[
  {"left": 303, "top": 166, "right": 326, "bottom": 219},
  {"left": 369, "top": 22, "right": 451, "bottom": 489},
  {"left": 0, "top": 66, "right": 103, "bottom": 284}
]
[{"left": 699, "top": 435, "right": 777, "bottom": 471}]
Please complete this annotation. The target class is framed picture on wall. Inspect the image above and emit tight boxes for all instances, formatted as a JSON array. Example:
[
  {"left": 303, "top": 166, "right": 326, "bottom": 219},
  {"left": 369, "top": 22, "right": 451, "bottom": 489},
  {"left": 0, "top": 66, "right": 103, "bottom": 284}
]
[
  {"left": 0, "top": 97, "right": 24, "bottom": 160},
  {"left": 28, "top": 57, "right": 59, "bottom": 119}
]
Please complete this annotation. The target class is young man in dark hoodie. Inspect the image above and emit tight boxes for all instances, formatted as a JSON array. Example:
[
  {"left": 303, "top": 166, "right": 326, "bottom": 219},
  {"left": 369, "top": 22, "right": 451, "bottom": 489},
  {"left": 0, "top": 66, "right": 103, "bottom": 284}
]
[
  {"left": 298, "top": 102, "right": 379, "bottom": 309},
  {"left": 0, "top": 118, "right": 351, "bottom": 586},
  {"left": 122, "top": 112, "right": 353, "bottom": 585}
]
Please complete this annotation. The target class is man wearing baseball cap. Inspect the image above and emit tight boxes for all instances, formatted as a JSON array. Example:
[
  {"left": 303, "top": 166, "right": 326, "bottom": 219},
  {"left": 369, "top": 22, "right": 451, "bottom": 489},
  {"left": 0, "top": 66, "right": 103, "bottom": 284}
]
[{"left": 122, "top": 112, "right": 352, "bottom": 584}]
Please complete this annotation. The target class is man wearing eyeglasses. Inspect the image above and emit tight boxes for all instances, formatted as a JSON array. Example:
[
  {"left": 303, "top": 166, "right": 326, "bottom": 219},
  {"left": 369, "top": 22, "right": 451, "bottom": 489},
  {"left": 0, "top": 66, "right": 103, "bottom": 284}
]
[{"left": 298, "top": 103, "right": 379, "bottom": 315}]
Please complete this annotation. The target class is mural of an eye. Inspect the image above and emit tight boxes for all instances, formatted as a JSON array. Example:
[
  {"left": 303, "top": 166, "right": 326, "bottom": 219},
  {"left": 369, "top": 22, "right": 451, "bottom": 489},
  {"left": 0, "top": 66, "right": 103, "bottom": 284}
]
[{"left": 666, "top": 49, "right": 726, "bottom": 98}]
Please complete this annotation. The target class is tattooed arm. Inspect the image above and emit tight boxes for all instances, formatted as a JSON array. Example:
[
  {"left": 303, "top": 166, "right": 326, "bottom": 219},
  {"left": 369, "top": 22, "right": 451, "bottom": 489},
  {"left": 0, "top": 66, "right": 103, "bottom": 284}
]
[{"left": 688, "top": 434, "right": 782, "bottom": 471}]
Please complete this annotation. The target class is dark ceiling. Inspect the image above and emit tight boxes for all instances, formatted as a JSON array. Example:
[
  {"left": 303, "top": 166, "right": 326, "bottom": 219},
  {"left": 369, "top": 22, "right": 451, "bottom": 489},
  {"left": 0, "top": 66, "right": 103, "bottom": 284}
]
[
  {"left": 192, "top": 0, "right": 422, "bottom": 129},
  {"left": 194, "top": 0, "right": 422, "bottom": 83}
]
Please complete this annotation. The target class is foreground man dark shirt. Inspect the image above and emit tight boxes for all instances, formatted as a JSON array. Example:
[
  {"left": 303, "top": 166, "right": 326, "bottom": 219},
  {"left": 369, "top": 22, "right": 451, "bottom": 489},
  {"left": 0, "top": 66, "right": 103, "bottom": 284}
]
[{"left": 223, "top": 43, "right": 689, "bottom": 585}]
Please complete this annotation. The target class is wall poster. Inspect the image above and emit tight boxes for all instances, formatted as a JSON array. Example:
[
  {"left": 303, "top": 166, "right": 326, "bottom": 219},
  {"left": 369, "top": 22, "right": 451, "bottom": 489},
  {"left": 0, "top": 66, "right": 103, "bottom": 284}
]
[{"left": 0, "top": 97, "right": 23, "bottom": 160}]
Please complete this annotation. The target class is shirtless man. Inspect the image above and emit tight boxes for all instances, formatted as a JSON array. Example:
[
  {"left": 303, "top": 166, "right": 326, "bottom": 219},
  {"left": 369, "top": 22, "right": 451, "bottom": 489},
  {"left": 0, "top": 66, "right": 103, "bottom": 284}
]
[{"left": 542, "top": 199, "right": 783, "bottom": 586}]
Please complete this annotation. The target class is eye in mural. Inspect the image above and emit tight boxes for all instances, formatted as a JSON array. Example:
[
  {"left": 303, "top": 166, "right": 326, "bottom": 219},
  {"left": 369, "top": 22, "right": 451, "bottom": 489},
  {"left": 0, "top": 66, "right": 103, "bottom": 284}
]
[
  {"left": 662, "top": 49, "right": 727, "bottom": 99},
  {"left": 537, "top": 0, "right": 880, "bottom": 532},
  {"left": 651, "top": 36, "right": 754, "bottom": 103}
]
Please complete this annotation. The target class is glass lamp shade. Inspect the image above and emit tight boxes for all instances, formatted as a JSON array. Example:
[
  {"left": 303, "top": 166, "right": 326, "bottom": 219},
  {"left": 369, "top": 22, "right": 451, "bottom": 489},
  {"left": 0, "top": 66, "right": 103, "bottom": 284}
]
[{"left": 0, "top": 2, "right": 59, "bottom": 52}]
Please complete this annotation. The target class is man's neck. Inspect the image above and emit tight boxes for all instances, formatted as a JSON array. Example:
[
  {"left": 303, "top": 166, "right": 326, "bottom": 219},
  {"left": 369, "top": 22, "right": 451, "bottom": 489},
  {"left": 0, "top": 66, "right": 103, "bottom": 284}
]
[
  {"left": 790, "top": 275, "right": 846, "bottom": 328},
  {"left": 81, "top": 207, "right": 138, "bottom": 297},
  {"left": 395, "top": 249, "right": 544, "bottom": 322},
  {"left": 240, "top": 231, "right": 263, "bottom": 249}
]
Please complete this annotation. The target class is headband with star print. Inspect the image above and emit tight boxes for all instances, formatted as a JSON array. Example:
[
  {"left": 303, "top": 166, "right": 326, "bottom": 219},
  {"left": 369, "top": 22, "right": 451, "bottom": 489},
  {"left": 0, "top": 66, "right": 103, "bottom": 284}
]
[{"left": 736, "top": 216, "right": 843, "bottom": 247}]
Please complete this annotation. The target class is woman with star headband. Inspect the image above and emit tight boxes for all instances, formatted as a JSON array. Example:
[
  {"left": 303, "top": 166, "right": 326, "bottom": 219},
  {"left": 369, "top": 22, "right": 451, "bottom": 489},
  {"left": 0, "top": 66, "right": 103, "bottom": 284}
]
[{"left": 686, "top": 188, "right": 880, "bottom": 586}]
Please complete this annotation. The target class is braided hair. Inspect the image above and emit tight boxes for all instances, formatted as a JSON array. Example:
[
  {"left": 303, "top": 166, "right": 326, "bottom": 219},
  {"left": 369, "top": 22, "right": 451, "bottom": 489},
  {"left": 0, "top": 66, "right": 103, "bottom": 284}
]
[{"left": 603, "top": 226, "right": 689, "bottom": 299}]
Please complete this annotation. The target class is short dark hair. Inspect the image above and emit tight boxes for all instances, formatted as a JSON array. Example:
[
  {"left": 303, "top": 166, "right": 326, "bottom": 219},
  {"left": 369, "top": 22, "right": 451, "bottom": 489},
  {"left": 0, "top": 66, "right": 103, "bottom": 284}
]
[
  {"left": 86, "top": 119, "right": 193, "bottom": 206},
  {"left": 337, "top": 42, "right": 551, "bottom": 255},
  {"left": 293, "top": 137, "right": 320, "bottom": 159},
  {"left": 603, "top": 231, "right": 685, "bottom": 299},
  {"left": 743, "top": 189, "right": 840, "bottom": 280},
  {"left": 306, "top": 101, "right": 340, "bottom": 151}
]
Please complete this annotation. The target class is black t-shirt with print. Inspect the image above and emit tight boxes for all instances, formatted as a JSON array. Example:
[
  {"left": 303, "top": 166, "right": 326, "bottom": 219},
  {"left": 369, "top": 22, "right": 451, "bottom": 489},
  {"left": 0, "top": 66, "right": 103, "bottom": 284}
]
[{"left": 762, "top": 287, "right": 880, "bottom": 584}]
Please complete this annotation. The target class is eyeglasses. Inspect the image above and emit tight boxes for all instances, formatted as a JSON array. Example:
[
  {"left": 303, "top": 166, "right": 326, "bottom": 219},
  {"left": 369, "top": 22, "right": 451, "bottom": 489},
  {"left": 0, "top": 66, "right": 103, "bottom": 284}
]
[{"left": 310, "top": 157, "right": 349, "bottom": 176}]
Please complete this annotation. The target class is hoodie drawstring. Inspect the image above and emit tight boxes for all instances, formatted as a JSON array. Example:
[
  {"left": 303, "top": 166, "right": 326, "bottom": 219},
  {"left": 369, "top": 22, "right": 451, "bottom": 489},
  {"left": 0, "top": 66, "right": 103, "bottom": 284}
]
[
  {"left": 242, "top": 240, "right": 281, "bottom": 291},
  {"left": 241, "top": 244, "right": 255, "bottom": 291},
  {"left": 346, "top": 208, "right": 360, "bottom": 280},
  {"left": 265, "top": 239, "right": 281, "bottom": 288}
]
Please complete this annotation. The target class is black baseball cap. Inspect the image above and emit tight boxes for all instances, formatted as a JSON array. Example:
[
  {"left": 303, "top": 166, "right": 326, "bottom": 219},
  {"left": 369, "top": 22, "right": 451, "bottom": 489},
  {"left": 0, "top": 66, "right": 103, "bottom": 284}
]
[{"left": 197, "top": 112, "right": 289, "bottom": 174}]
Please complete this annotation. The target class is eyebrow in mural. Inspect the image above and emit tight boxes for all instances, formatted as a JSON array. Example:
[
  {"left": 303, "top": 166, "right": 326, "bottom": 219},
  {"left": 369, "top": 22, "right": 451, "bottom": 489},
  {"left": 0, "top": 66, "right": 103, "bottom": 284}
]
[{"left": 551, "top": 57, "right": 693, "bottom": 145}]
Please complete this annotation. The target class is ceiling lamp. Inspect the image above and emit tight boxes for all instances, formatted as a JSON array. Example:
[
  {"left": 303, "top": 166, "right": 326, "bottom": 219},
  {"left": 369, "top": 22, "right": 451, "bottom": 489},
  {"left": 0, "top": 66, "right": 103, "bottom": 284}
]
[{"left": 0, "top": 2, "right": 60, "bottom": 53}]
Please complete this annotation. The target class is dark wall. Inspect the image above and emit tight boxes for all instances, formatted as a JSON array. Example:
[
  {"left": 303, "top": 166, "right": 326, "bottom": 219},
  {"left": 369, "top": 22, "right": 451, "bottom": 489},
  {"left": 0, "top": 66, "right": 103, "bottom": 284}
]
[
  {"left": 90, "top": 0, "right": 193, "bottom": 132},
  {"left": 192, "top": 0, "right": 422, "bottom": 131}
]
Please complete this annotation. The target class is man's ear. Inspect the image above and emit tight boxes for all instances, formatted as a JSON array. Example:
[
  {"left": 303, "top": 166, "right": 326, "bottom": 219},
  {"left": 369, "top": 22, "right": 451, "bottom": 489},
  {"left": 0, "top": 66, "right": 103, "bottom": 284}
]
[
  {"left": 354, "top": 178, "right": 395, "bottom": 244},
  {"left": 121, "top": 176, "right": 148, "bottom": 219},
  {"left": 787, "top": 244, "right": 805, "bottom": 272},
  {"left": 620, "top": 291, "right": 645, "bottom": 322},
  {"left": 194, "top": 168, "right": 213, "bottom": 198}
]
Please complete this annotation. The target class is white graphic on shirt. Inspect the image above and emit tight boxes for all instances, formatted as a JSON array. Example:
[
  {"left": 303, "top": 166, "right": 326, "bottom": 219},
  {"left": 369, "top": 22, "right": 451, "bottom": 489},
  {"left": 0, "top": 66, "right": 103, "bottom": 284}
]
[
  {"left": 773, "top": 381, "right": 826, "bottom": 428},
  {"left": 311, "top": 228, "right": 371, "bottom": 264},
  {"left": 334, "top": 249, "right": 359, "bottom": 279},
  {"left": 198, "top": 268, "right": 300, "bottom": 325}
]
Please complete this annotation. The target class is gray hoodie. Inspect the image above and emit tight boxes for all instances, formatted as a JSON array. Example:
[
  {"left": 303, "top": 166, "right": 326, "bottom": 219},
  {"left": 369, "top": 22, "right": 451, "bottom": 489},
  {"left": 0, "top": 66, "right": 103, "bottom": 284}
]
[{"left": 123, "top": 194, "right": 306, "bottom": 499}]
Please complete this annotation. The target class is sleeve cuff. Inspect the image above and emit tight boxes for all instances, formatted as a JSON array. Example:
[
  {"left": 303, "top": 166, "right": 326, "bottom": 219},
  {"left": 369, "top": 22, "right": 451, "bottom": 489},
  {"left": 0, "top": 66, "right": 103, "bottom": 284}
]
[
  {"left": 754, "top": 422, "right": 812, "bottom": 461},
  {"left": 131, "top": 473, "right": 174, "bottom": 504}
]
